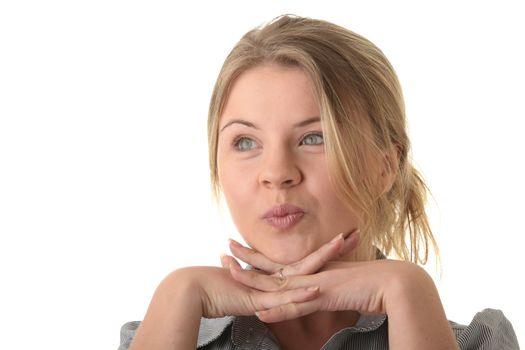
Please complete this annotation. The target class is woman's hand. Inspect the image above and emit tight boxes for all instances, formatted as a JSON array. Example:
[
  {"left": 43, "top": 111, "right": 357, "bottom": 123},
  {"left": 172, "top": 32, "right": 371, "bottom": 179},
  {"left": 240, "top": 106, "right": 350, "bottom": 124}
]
[
  {"left": 221, "top": 231, "right": 427, "bottom": 323},
  {"left": 197, "top": 230, "right": 362, "bottom": 318},
  {"left": 225, "top": 229, "right": 360, "bottom": 279},
  {"left": 129, "top": 229, "right": 356, "bottom": 350},
  {"left": 214, "top": 229, "right": 359, "bottom": 319},
  {"left": 223, "top": 234, "right": 460, "bottom": 350}
]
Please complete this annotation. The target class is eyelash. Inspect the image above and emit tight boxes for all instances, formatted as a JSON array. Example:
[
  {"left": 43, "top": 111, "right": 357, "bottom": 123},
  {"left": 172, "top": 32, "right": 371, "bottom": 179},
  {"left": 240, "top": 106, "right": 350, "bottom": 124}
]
[
  {"left": 232, "top": 136, "right": 258, "bottom": 152},
  {"left": 232, "top": 132, "right": 324, "bottom": 152},
  {"left": 301, "top": 132, "right": 324, "bottom": 146}
]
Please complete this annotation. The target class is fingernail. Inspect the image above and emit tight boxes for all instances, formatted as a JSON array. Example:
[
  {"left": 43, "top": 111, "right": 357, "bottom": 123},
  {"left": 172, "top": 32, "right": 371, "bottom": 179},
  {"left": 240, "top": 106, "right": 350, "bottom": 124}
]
[
  {"left": 229, "top": 239, "right": 241, "bottom": 247},
  {"left": 220, "top": 254, "right": 229, "bottom": 268},
  {"left": 307, "top": 286, "right": 320, "bottom": 292},
  {"left": 330, "top": 233, "right": 343, "bottom": 243},
  {"left": 343, "top": 229, "right": 360, "bottom": 240}
]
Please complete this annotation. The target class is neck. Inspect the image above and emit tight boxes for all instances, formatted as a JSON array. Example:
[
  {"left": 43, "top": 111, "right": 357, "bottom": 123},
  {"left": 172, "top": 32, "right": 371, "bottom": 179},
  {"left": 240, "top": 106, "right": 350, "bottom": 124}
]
[{"left": 266, "top": 310, "right": 360, "bottom": 350}]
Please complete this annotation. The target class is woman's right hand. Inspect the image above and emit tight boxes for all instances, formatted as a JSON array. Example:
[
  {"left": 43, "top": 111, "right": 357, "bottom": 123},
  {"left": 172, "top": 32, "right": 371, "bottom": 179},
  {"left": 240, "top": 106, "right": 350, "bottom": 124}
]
[
  {"left": 129, "top": 232, "right": 355, "bottom": 350},
  {"left": 175, "top": 231, "right": 357, "bottom": 318},
  {"left": 203, "top": 229, "right": 360, "bottom": 318},
  {"left": 165, "top": 264, "right": 321, "bottom": 319},
  {"left": 133, "top": 263, "right": 315, "bottom": 350}
]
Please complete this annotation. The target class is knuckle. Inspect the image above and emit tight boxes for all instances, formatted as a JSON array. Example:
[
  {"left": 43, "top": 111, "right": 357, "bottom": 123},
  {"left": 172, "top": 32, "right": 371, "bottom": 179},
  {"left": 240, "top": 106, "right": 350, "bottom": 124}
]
[
  {"left": 275, "top": 277, "right": 289, "bottom": 291},
  {"left": 280, "top": 303, "right": 296, "bottom": 319},
  {"left": 274, "top": 304, "right": 287, "bottom": 318},
  {"left": 249, "top": 273, "right": 259, "bottom": 284}
]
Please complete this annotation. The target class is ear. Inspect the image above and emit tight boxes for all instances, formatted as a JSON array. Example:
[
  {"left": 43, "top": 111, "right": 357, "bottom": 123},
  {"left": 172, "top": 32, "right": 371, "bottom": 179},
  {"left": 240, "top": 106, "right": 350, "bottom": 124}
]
[{"left": 379, "top": 144, "right": 400, "bottom": 195}]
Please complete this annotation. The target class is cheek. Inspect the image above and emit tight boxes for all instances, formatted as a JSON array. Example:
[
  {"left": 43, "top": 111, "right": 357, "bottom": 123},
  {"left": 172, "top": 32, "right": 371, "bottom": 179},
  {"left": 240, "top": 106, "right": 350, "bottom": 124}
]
[
  {"left": 219, "top": 165, "right": 260, "bottom": 241},
  {"left": 316, "top": 184, "right": 345, "bottom": 219},
  {"left": 309, "top": 162, "right": 338, "bottom": 202},
  {"left": 218, "top": 163, "right": 253, "bottom": 213},
  {"left": 311, "top": 168, "right": 358, "bottom": 221}
]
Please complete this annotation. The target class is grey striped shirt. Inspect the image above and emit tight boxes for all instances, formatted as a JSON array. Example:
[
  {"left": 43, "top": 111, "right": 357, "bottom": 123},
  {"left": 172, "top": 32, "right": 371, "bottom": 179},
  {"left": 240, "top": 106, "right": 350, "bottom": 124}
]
[{"left": 118, "top": 308, "right": 519, "bottom": 349}]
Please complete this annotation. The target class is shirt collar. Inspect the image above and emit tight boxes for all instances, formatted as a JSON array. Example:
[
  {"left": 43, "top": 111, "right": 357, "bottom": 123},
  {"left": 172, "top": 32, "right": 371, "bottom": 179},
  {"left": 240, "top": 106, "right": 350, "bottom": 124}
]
[
  {"left": 230, "top": 313, "right": 387, "bottom": 349},
  {"left": 196, "top": 316, "right": 235, "bottom": 348},
  {"left": 196, "top": 310, "right": 387, "bottom": 348},
  {"left": 319, "top": 314, "right": 388, "bottom": 350},
  {"left": 231, "top": 316, "right": 279, "bottom": 349}
]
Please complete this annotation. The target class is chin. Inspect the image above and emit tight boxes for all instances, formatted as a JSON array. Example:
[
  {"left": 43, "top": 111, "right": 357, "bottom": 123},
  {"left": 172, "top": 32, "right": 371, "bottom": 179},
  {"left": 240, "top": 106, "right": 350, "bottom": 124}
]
[
  {"left": 250, "top": 236, "right": 319, "bottom": 265},
  {"left": 265, "top": 249, "right": 311, "bottom": 266}
]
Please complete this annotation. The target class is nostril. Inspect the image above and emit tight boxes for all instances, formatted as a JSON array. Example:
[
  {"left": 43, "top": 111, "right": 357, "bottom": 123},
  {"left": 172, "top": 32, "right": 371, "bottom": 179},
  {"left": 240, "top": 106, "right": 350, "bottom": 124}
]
[{"left": 259, "top": 164, "right": 303, "bottom": 189}]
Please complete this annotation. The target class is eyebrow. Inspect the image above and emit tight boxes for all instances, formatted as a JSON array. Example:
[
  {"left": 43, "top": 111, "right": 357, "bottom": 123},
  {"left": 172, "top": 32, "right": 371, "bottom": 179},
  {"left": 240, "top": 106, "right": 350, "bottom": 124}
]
[
  {"left": 294, "top": 116, "right": 321, "bottom": 128},
  {"left": 219, "top": 119, "right": 259, "bottom": 133},
  {"left": 219, "top": 116, "right": 321, "bottom": 133}
]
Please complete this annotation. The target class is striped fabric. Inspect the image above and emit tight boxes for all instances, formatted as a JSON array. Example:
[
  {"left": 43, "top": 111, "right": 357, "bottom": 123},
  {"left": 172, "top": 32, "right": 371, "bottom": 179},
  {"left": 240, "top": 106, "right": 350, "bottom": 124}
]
[{"left": 119, "top": 308, "right": 519, "bottom": 349}]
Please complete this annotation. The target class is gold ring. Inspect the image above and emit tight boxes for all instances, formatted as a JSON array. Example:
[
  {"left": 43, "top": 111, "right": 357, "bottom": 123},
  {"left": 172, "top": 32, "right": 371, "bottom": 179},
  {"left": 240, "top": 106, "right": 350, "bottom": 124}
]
[{"left": 278, "top": 268, "right": 286, "bottom": 282}]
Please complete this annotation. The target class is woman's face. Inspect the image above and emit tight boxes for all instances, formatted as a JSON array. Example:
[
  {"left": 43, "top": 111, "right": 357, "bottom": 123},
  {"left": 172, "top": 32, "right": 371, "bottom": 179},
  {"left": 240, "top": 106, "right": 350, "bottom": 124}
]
[{"left": 217, "top": 64, "right": 360, "bottom": 264}]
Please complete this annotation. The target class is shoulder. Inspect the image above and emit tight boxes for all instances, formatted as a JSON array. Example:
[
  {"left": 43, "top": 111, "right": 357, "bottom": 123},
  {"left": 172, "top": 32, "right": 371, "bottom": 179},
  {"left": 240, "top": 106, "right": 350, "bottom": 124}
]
[
  {"left": 450, "top": 309, "right": 519, "bottom": 350},
  {"left": 117, "top": 317, "right": 234, "bottom": 350}
]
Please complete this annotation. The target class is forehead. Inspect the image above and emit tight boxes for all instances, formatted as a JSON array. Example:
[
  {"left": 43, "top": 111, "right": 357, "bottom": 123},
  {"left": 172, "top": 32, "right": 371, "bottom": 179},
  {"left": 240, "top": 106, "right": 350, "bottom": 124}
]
[{"left": 220, "top": 64, "right": 319, "bottom": 127}]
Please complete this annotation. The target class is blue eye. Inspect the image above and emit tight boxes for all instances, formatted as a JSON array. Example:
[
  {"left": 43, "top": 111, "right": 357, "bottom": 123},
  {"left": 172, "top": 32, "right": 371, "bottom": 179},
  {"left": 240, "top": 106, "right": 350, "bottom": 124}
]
[
  {"left": 301, "top": 133, "right": 324, "bottom": 145},
  {"left": 234, "top": 137, "right": 257, "bottom": 151}
]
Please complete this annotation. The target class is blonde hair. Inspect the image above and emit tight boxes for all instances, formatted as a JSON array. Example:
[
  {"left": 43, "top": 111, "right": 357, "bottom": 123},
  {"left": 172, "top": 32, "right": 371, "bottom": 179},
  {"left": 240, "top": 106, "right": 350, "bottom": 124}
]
[{"left": 208, "top": 15, "right": 438, "bottom": 264}]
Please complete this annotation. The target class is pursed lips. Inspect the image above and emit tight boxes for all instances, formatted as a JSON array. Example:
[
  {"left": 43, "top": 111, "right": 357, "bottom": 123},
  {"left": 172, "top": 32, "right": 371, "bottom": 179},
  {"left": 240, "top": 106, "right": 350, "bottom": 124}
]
[{"left": 262, "top": 203, "right": 305, "bottom": 230}]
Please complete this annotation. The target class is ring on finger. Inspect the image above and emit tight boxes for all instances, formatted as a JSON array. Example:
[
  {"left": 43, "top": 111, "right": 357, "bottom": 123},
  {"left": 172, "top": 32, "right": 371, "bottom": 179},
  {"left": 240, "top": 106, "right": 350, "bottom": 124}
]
[{"left": 277, "top": 267, "right": 286, "bottom": 283}]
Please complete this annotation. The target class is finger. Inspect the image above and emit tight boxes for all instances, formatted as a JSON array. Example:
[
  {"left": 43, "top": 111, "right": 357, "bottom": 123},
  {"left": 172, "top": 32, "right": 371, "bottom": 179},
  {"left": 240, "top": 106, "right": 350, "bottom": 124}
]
[
  {"left": 337, "top": 229, "right": 360, "bottom": 259},
  {"left": 283, "top": 233, "right": 344, "bottom": 276},
  {"left": 283, "top": 229, "right": 360, "bottom": 277},
  {"left": 253, "top": 286, "right": 320, "bottom": 310},
  {"left": 220, "top": 254, "right": 242, "bottom": 270},
  {"left": 255, "top": 299, "right": 320, "bottom": 323},
  {"left": 229, "top": 239, "right": 282, "bottom": 273},
  {"left": 229, "top": 263, "right": 304, "bottom": 292}
]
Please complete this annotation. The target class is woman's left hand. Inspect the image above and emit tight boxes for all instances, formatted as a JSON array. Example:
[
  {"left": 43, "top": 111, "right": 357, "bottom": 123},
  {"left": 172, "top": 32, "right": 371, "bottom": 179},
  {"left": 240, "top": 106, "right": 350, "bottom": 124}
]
[{"left": 220, "top": 232, "right": 432, "bottom": 324}]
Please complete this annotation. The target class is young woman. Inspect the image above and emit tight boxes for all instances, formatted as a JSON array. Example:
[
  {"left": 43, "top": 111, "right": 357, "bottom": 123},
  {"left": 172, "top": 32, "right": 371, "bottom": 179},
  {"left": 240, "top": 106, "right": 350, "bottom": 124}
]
[{"left": 119, "top": 15, "right": 518, "bottom": 349}]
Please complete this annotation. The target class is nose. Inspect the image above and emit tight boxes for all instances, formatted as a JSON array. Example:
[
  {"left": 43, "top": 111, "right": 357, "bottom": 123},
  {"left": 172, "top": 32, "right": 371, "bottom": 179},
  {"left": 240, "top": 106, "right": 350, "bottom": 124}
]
[{"left": 259, "top": 147, "right": 302, "bottom": 189}]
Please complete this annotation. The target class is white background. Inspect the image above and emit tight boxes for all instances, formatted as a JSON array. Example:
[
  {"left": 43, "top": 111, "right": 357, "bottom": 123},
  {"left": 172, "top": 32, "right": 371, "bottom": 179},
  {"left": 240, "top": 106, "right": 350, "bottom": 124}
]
[{"left": 0, "top": 1, "right": 523, "bottom": 349}]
